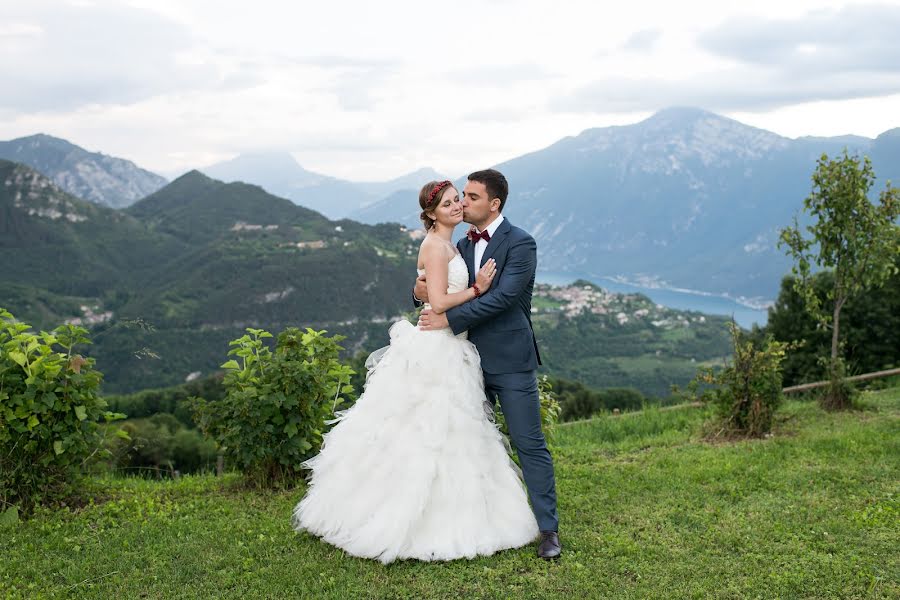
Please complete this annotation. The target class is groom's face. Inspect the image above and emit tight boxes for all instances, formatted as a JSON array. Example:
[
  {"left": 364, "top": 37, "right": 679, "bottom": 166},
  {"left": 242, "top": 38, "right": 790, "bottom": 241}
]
[{"left": 462, "top": 181, "right": 495, "bottom": 226}]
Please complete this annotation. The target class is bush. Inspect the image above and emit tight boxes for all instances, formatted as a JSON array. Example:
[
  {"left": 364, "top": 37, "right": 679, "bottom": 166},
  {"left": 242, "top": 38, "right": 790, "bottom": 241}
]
[
  {"left": 552, "top": 378, "right": 648, "bottom": 422},
  {"left": 106, "top": 414, "right": 217, "bottom": 477},
  {"left": 688, "top": 321, "right": 792, "bottom": 437},
  {"left": 190, "top": 327, "right": 354, "bottom": 488},
  {"left": 0, "top": 308, "right": 125, "bottom": 514},
  {"left": 103, "top": 373, "right": 226, "bottom": 428}
]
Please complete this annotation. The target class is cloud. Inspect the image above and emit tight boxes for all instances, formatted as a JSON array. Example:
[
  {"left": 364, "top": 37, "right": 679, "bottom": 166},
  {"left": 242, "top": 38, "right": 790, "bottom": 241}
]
[
  {"left": 327, "top": 67, "right": 397, "bottom": 112},
  {"left": 290, "top": 55, "right": 400, "bottom": 69},
  {"left": 447, "top": 62, "right": 557, "bottom": 86},
  {"left": 0, "top": 1, "right": 258, "bottom": 112},
  {"left": 553, "top": 70, "right": 900, "bottom": 114},
  {"left": 697, "top": 3, "right": 900, "bottom": 76},
  {"left": 556, "top": 4, "right": 900, "bottom": 114},
  {"left": 275, "top": 55, "right": 404, "bottom": 112},
  {"left": 463, "top": 107, "right": 533, "bottom": 122},
  {"left": 622, "top": 29, "right": 661, "bottom": 52}
]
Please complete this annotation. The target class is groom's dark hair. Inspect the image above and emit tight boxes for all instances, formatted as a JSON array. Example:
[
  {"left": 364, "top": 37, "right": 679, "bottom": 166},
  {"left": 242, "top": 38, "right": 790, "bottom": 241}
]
[{"left": 468, "top": 169, "right": 508, "bottom": 212}]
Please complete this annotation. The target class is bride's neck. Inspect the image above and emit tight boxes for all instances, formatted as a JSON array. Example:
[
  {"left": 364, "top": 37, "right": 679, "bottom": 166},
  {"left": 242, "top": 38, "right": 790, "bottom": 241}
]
[{"left": 430, "top": 223, "right": 454, "bottom": 242}]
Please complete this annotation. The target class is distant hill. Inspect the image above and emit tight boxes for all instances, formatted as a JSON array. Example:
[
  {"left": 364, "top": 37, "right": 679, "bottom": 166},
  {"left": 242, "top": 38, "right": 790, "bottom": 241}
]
[
  {"left": 1, "top": 162, "right": 419, "bottom": 392},
  {"left": 351, "top": 187, "right": 427, "bottom": 230},
  {"left": 0, "top": 159, "right": 180, "bottom": 298},
  {"left": 355, "top": 167, "right": 447, "bottom": 203},
  {"left": 200, "top": 153, "right": 446, "bottom": 220},
  {"left": 198, "top": 152, "right": 362, "bottom": 219},
  {"left": 0, "top": 134, "right": 167, "bottom": 208}
]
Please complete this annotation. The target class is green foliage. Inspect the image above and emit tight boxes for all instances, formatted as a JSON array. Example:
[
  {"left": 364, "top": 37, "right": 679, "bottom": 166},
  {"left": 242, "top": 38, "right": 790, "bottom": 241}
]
[
  {"left": 190, "top": 327, "right": 354, "bottom": 488},
  {"left": 538, "top": 375, "right": 561, "bottom": 440},
  {"left": 103, "top": 373, "right": 226, "bottom": 428},
  {"left": 0, "top": 308, "right": 126, "bottom": 513},
  {"left": 779, "top": 150, "right": 900, "bottom": 409},
  {"left": 687, "top": 321, "right": 792, "bottom": 437},
  {"left": 105, "top": 413, "right": 218, "bottom": 477},
  {"left": 764, "top": 264, "right": 900, "bottom": 387},
  {"left": 819, "top": 356, "right": 859, "bottom": 411},
  {"left": 551, "top": 378, "right": 649, "bottom": 422}
]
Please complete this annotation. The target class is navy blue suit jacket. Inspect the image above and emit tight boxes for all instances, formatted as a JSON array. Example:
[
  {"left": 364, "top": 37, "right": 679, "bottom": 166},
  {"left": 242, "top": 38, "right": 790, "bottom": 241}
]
[{"left": 445, "top": 218, "right": 542, "bottom": 374}]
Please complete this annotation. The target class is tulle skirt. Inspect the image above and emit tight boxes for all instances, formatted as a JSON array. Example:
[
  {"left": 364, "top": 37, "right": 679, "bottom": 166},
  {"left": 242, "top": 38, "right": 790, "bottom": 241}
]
[{"left": 291, "top": 319, "right": 539, "bottom": 564}]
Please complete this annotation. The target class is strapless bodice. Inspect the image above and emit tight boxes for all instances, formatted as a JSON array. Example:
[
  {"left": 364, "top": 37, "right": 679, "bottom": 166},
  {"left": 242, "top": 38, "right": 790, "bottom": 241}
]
[
  {"left": 417, "top": 254, "right": 470, "bottom": 339},
  {"left": 416, "top": 253, "right": 470, "bottom": 295}
]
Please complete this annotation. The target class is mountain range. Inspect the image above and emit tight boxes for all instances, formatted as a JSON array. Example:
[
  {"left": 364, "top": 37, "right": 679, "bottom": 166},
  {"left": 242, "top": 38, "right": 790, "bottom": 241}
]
[
  {"left": 3, "top": 107, "right": 898, "bottom": 303},
  {"left": 0, "top": 134, "right": 168, "bottom": 209},
  {"left": 353, "top": 108, "right": 900, "bottom": 300}
]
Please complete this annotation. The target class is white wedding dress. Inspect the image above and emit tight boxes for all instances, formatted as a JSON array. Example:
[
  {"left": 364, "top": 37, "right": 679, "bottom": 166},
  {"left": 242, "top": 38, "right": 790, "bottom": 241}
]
[{"left": 291, "top": 253, "right": 539, "bottom": 564}]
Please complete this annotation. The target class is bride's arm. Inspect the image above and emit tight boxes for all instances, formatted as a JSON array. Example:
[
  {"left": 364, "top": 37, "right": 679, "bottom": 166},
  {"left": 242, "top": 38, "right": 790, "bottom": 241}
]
[{"left": 421, "top": 241, "right": 479, "bottom": 314}]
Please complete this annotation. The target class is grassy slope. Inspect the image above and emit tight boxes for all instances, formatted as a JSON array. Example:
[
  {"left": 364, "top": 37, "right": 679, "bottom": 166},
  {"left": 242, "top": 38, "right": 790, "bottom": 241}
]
[{"left": 2, "top": 389, "right": 898, "bottom": 599}]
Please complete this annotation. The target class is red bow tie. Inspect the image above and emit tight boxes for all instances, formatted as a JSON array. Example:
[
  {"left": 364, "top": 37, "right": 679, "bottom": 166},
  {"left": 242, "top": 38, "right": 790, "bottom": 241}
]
[{"left": 467, "top": 228, "right": 491, "bottom": 243}]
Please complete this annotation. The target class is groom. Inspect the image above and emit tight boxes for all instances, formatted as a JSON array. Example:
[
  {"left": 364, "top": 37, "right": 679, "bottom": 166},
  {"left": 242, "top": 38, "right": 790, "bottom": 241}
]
[{"left": 415, "top": 169, "right": 561, "bottom": 559}]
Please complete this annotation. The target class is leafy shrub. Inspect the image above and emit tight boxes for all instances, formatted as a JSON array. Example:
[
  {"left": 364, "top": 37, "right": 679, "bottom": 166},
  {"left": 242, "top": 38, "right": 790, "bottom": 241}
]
[
  {"left": 688, "top": 321, "right": 793, "bottom": 437},
  {"left": 552, "top": 378, "right": 648, "bottom": 422},
  {"left": 103, "top": 373, "right": 226, "bottom": 428},
  {"left": 190, "top": 327, "right": 354, "bottom": 488},
  {"left": 0, "top": 308, "right": 125, "bottom": 513},
  {"left": 538, "top": 375, "right": 561, "bottom": 440},
  {"left": 106, "top": 414, "right": 217, "bottom": 477}
]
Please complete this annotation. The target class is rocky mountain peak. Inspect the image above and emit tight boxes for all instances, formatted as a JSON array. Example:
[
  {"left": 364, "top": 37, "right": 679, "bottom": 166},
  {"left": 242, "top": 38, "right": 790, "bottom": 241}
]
[{"left": 0, "top": 134, "right": 168, "bottom": 209}]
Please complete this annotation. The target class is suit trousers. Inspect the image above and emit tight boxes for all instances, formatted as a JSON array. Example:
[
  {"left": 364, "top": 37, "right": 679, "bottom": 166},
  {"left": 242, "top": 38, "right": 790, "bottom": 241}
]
[{"left": 483, "top": 370, "right": 559, "bottom": 532}]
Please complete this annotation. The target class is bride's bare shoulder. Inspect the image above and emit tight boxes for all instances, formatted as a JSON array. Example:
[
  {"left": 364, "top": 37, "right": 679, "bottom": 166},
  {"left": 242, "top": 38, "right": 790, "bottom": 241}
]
[{"left": 418, "top": 235, "right": 454, "bottom": 260}]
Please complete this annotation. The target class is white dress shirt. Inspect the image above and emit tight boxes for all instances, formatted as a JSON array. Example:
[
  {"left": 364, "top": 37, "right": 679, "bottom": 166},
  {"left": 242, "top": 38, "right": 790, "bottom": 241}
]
[{"left": 474, "top": 214, "right": 504, "bottom": 269}]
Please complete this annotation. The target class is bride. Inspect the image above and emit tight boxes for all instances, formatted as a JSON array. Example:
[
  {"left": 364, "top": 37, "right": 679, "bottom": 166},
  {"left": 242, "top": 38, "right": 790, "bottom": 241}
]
[{"left": 291, "top": 180, "right": 539, "bottom": 563}]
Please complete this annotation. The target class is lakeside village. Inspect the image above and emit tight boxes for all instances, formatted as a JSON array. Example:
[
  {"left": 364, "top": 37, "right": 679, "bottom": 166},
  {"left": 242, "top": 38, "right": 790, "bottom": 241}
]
[{"left": 531, "top": 282, "right": 706, "bottom": 330}]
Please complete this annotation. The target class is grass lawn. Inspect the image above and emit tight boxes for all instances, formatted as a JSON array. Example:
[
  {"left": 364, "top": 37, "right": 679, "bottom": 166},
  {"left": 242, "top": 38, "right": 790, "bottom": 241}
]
[{"left": 2, "top": 389, "right": 898, "bottom": 599}]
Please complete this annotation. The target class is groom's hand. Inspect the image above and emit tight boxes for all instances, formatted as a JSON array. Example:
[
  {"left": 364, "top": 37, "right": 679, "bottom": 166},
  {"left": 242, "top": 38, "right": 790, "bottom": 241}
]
[
  {"left": 414, "top": 274, "right": 429, "bottom": 303},
  {"left": 418, "top": 308, "right": 449, "bottom": 331}
]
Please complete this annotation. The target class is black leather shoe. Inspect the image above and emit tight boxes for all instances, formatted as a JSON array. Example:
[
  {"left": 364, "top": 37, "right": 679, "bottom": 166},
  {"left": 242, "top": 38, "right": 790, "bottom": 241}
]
[{"left": 537, "top": 530, "right": 561, "bottom": 559}]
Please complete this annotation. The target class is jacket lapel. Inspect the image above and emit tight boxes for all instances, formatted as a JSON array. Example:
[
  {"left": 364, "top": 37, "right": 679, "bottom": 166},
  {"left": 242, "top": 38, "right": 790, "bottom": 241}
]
[{"left": 480, "top": 218, "right": 511, "bottom": 267}]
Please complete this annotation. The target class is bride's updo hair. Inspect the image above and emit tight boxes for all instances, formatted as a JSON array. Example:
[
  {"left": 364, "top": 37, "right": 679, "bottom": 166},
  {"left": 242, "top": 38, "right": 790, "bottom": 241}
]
[{"left": 419, "top": 180, "right": 454, "bottom": 230}]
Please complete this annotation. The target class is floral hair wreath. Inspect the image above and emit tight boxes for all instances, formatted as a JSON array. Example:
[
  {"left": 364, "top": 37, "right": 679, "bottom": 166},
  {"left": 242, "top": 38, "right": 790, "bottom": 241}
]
[{"left": 426, "top": 180, "right": 452, "bottom": 206}]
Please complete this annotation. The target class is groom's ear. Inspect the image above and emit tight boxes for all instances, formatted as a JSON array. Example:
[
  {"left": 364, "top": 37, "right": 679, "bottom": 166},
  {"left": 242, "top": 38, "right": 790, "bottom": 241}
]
[{"left": 489, "top": 197, "right": 501, "bottom": 212}]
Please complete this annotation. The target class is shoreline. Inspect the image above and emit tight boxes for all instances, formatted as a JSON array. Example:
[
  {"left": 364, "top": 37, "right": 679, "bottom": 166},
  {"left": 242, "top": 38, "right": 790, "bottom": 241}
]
[{"left": 535, "top": 271, "right": 771, "bottom": 327}]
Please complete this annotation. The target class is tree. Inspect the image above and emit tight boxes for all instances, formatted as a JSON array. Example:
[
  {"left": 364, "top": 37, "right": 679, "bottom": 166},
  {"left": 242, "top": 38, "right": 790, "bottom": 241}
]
[
  {"left": 779, "top": 150, "right": 900, "bottom": 409},
  {"left": 764, "top": 264, "right": 900, "bottom": 387}
]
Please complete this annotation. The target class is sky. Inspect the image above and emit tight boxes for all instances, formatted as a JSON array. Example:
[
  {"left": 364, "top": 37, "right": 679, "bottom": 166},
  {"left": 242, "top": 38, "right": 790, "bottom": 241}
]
[{"left": 2, "top": 0, "right": 899, "bottom": 181}]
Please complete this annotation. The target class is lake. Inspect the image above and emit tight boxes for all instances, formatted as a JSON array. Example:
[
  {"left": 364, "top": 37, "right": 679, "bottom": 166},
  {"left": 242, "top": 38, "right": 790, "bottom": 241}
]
[{"left": 536, "top": 271, "right": 770, "bottom": 329}]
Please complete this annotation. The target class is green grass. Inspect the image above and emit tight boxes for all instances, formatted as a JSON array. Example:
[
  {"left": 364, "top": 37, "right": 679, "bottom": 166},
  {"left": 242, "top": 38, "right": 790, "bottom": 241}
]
[{"left": 2, "top": 389, "right": 898, "bottom": 599}]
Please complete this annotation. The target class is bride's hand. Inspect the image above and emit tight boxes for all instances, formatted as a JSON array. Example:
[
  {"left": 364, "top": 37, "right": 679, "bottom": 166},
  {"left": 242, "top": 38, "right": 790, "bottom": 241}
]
[{"left": 475, "top": 258, "right": 496, "bottom": 292}]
